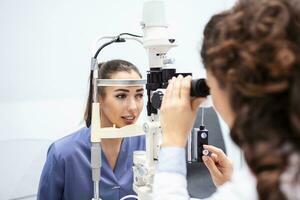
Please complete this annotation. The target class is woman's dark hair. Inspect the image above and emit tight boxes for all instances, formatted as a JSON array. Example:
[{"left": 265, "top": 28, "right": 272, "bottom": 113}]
[
  {"left": 201, "top": 0, "right": 300, "bottom": 199},
  {"left": 84, "top": 59, "right": 142, "bottom": 127}
]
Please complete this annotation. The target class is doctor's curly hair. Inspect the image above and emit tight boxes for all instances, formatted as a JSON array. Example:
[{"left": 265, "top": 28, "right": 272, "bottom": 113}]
[{"left": 201, "top": 0, "right": 300, "bottom": 199}]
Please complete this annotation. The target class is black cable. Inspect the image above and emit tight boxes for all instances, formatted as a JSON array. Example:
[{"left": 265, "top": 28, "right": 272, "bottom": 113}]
[
  {"left": 93, "top": 39, "right": 117, "bottom": 59},
  {"left": 118, "top": 32, "right": 142, "bottom": 38},
  {"left": 93, "top": 33, "right": 142, "bottom": 59}
]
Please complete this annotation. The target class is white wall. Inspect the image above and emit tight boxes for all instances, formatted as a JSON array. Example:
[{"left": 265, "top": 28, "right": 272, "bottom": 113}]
[
  {"left": 0, "top": 0, "right": 238, "bottom": 199},
  {"left": 0, "top": 0, "right": 236, "bottom": 141}
]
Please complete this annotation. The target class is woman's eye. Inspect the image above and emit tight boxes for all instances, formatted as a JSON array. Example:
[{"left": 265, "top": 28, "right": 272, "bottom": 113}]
[
  {"left": 115, "top": 94, "right": 127, "bottom": 99},
  {"left": 136, "top": 94, "right": 144, "bottom": 99}
]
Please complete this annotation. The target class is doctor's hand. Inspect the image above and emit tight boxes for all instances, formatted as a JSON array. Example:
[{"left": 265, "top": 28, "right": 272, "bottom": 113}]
[
  {"left": 160, "top": 75, "right": 206, "bottom": 147},
  {"left": 202, "top": 145, "right": 233, "bottom": 187}
]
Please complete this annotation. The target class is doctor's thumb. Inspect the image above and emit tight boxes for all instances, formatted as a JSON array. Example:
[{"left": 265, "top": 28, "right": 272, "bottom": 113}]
[{"left": 191, "top": 97, "right": 206, "bottom": 112}]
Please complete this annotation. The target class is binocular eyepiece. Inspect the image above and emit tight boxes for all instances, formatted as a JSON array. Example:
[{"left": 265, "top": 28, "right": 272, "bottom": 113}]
[
  {"left": 146, "top": 68, "right": 210, "bottom": 115},
  {"left": 190, "top": 78, "right": 210, "bottom": 97},
  {"left": 151, "top": 78, "right": 210, "bottom": 109}
]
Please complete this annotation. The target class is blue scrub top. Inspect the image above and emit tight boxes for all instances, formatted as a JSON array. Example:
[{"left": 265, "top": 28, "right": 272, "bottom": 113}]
[{"left": 37, "top": 127, "right": 145, "bottom": 200}]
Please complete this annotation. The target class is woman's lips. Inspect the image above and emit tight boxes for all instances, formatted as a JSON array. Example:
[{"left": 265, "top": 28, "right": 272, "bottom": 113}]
[{"left": 121, "top": 116, "right": 136, "bottom": 125}]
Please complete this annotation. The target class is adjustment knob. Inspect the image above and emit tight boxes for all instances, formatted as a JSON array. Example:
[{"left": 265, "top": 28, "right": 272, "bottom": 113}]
[{"left": 151, "top": 91, "right": 164, "bottom": 109}]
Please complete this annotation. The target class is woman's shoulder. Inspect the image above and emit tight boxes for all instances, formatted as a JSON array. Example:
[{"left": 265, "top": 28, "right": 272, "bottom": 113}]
[{"left": 48, "top": 127, "right": 91, "bottom": 159}]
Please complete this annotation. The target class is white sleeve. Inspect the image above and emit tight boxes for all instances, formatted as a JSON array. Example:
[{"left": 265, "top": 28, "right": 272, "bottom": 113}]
[
  {"left": 153, "top": 147, "right": 189, "bottom": 200},
  {"left": 153, "top": 148, "right": 258, "bottom": 200},
  {"left": 154, "top": 172, "right": 189, "bottom": 200},
  {"left": 205, "top": 165, "right": 258, "bottom": 200}
]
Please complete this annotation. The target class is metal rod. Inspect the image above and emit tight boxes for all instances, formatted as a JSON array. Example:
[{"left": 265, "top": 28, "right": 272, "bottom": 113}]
[
  {"left": 201, "top": 107, "right": 204, "bottom": 126},
  {"left": 94, "top": 181, "right": 99, "bottom": 199},
  {"left": 97, "top": 79, "right": 146, "bottom": 86}
]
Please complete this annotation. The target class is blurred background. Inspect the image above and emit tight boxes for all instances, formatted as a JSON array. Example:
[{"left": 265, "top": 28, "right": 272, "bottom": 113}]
[{"left": 0, "top": 0, "right": 237, "bottom": 199}]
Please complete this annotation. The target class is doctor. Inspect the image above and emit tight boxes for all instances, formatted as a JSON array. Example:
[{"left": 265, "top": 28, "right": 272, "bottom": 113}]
[
  {"left": 154, "top": 0, "right": 300, "bottom": 199},
  {"left": 38, "top": 59, "right": 145, "bottom": 200}
]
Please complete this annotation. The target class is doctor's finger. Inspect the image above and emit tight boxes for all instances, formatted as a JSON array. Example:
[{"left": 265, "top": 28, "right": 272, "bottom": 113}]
[
  {"left": 203, "top": 156, "right": 222, "bottom": 178},
  {"left": 171, "top": 75, "right": 183, "bottom": 98},
  {"left": 191, "top": 97, "right": 206, "bottom": 113},
  {"left": 203, "top": 145, "right": 228, "bottom": 163},
  {"left": 180, "top": 76, "right": 192, "bottom": 101},
  {"left": 162, "top": 77, "right": 175, "bottom": 105}
]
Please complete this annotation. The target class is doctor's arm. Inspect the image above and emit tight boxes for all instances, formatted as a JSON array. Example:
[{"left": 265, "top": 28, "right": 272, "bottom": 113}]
[
  {"left": 153, "top": 76, "right": 247, "bottom": 200},
  {"left": 153, "top": 75, "right": 203, "bottom": 200}
]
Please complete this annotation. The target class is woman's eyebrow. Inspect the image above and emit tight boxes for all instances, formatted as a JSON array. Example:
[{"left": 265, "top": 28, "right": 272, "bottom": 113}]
[
  {"left": 136, "top": 88, "right": 144, "bottom": 92},
  {"left": 114, "top": 88, "right": 144, "bottom": 93},
  {"left": 114, "top": 89, "right": 129, "bottom": 92}
]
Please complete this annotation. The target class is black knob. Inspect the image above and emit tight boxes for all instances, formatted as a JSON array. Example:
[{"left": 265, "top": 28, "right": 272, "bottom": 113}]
[{"left": 151, "top": 91, "right": 164, "bottom": 109}]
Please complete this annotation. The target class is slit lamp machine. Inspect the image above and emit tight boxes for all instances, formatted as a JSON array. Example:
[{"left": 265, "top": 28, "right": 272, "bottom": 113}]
[{"left": 89, "top": 1, "right": 210, "bottom": 199}]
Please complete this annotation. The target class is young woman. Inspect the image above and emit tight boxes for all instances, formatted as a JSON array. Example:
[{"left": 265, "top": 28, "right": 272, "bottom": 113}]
[
  {"left": 154, "top": 0, "right": 300, "bottom": 199},
  {"left": 38, "top": 59, "right": 145, "bottom": 200}
]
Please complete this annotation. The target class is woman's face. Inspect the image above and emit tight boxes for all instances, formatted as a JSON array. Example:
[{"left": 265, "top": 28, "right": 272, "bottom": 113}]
[
  {"left": 99, "top": 70, "right": 144, "bottom": 128},
  {"left": 206, "top": 70, "right": 235, "bottom": 127}
]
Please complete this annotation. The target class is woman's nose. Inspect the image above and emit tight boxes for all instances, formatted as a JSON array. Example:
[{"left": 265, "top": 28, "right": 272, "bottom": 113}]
[{"left": 128, "top": 98, "right": 138, "bottom": 111}]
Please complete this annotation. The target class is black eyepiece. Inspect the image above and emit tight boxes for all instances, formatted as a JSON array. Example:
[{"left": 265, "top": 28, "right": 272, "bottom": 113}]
[
  {"left": 191, "top": 79, "right": 210, "bottom": 97},
  {"left": 151, "top": 78, "right": 210, "bottom": 110}
]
